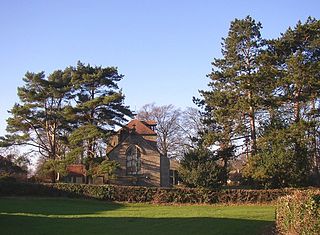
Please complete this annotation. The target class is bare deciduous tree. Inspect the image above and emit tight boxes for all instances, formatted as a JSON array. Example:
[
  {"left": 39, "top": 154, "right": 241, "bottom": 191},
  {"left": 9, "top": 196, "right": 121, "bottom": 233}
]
[
  {"left": 136, "top": 103, "right": 183, "bottom": 158},
  {"left": 137, "top": 104, "right": 204, "bottom": 159},
  {"left": 180, "top": 107, "right": 205, "bottom": 149}
]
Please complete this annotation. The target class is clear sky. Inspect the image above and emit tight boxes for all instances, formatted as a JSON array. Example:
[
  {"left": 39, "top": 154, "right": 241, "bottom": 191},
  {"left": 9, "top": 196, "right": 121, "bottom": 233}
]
[{"left": 1, "top": 0, "right": 320, "bottom": 137}]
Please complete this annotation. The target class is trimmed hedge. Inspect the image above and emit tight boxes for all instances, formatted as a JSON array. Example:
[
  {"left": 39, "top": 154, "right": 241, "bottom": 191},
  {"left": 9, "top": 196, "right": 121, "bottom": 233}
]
[
  {"left": 276, "top": 190, "right": 320, "bottom": 235},
  {"left": 0, "top": 182, "right": 298, "bottom": 204}
]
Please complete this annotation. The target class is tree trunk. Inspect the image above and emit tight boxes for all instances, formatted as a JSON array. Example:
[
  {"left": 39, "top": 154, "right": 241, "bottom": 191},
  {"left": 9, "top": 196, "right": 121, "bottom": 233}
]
[
  {"left": 51, "top": 171, "right": 56, "bottom": 183},
  {"left": 248, "top": 91, "right": 257, "bottom": 155},
  {"left": 56, "top": 172, "right": 60, "bottom": 182},
  {"left": 294, "top": 101, "right": 300, "bottom": 123},
  {"left": 249, "top": 107, "right": 257, "bottom": 155},
  {"left": 311, "top": 98, "right": 319, "bottom": 185},
  {"left": 293, "top": 88, "right": 301, "bottom": 123}
]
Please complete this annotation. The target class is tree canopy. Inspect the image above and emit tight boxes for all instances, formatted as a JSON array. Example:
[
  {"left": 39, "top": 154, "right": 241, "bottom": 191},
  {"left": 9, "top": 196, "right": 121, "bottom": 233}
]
[
  {"left": 1, "top": 61, "right": 133, "bottom": 182},
  {"left": 196, "top": 16, "right": 320, "bottom": 188}
]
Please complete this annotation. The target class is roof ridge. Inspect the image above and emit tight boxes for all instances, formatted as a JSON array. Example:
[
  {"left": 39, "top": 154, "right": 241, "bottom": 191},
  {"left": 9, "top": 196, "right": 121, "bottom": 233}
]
[{"left": 125, "top": 119, "right": 156, "bottom": 135}]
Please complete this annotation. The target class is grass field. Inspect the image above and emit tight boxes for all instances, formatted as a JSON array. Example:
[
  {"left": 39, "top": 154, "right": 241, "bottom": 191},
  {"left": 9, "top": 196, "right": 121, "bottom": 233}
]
[{"left": 0, "top": 197, "right": 275, "bottom": 235}]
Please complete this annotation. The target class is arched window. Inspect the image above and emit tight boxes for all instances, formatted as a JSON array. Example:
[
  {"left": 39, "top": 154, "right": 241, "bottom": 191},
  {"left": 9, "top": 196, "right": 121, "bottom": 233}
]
[{"left": 126, "top": 145, "right": 141, "bottom": 175}]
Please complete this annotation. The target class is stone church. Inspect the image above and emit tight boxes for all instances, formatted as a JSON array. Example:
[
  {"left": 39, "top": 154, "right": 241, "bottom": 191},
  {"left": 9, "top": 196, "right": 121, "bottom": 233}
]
[
  {"left": 66, "top": 119, "right": 171, "bottom": 187},
  {"left": 107, "top": 119, "right": 170, "bottom": 187}
]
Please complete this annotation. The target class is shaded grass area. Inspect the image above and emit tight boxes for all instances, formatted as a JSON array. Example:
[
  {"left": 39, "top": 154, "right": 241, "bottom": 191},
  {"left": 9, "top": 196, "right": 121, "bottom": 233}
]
[{"left": 0, "top": 197, "right": 275, "bottom": 235}]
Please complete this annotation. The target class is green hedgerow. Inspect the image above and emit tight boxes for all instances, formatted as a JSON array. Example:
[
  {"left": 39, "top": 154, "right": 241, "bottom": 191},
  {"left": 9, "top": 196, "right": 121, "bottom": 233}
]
[{"left": 276, "top": 190, "right": 320, "bottom": 235}]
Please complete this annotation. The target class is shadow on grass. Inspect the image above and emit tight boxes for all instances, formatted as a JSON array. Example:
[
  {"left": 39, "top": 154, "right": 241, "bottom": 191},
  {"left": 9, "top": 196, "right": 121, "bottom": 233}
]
[
  {"left": 0, "top": 214, "right": 272, "bottom": 235},
  {"left": 0, "top": 197, "right": 124, "bottom": 215},
  {"left": 0, "top": 197, "right": 274, "bottom": 234}
]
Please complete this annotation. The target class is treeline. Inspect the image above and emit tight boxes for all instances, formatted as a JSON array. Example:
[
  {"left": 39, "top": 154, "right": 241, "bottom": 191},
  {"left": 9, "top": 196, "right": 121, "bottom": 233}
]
[
  {"left": 1, "top": 17, "right": 319, "bottom": 189},
  {"left": 193, "top": 16, "right": 320, "bottom": 188},
  {"left": 1, "top": 61, "right": 133, "bottom": 182}
]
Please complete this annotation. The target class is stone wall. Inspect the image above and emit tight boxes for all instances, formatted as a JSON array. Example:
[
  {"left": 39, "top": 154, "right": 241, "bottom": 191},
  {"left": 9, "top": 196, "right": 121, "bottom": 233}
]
[{"left": 109, "top": 133, "right": 162, "bottom": 187}]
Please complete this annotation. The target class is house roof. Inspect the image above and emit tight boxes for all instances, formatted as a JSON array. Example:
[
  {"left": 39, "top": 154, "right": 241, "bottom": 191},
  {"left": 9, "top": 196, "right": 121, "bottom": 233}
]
[
  {"left": 67, "top": 164, "right": 86, "bottom": 176},
  {"left": 125, "top": 119, "right": 156, "bottom": 135}
]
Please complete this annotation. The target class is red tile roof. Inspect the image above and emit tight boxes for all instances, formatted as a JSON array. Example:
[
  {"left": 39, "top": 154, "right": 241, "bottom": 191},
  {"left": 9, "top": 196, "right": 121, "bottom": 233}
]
[
  {"left": 125, "top": 119, "right": 156, "bottom": 135},
  {"left": 67, "top": 164, "right": 86, "bottom": 176},
  {"left": 142, "top": 120, "right": 157, "bottom": 126}
]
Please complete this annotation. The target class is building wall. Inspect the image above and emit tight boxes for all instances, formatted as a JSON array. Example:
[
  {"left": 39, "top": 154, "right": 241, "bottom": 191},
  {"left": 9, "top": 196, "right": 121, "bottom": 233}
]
[{"left": 109, "top": 133, "right": 162, "bottom": 186}]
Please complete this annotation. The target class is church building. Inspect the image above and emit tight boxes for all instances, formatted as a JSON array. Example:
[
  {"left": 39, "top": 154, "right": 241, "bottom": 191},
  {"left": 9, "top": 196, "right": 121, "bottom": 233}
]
[{"left": 107, "top": 119, "right": 170, "bottom": 187}]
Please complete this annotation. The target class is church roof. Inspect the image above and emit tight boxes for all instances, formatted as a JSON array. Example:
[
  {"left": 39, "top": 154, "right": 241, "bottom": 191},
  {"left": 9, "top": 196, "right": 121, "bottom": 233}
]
[
  {"left": 125, "top": 119, "right": 156, "bottom": 135},
  {"left": 142, "top": 120, "right": 157, "bottom": 126}
]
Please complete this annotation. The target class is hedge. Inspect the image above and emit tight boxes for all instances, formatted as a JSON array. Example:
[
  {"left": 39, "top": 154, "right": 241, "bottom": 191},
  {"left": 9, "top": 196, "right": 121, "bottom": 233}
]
[
  {"left": 0, "top": 182, "right": 300, "bottom": 204},
  {"left": 276, "top": 190, "right": 320, "bottom": 235}
]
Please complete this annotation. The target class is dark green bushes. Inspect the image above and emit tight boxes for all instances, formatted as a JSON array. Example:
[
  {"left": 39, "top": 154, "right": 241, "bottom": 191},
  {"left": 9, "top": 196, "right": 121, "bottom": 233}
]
[
  {"left": 0, "top": 182, "right": 298, "bottom": 204},
  {"left": 179, "top": 148, "right": 226, "bottom": 188},
  {"left": 276, "top": 190, "right": 320, "bottom": 234},
  {"left": 0, "top": 175, "right": 17, "bottom": 182}
]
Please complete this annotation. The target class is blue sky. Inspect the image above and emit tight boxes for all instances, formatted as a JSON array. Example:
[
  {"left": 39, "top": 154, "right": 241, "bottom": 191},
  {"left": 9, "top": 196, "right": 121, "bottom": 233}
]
[{"left": 1, "top": 0, "right": 320, "bottom": 136}]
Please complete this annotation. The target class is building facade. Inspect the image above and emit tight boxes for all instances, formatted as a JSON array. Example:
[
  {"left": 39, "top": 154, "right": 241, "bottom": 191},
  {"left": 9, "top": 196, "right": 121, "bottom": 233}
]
[
  {"left": 107, "top": 119, "right": 170, "bottom": 187},
  {"left": 65, "top": 120, "right": 171, "bottom": 187}
]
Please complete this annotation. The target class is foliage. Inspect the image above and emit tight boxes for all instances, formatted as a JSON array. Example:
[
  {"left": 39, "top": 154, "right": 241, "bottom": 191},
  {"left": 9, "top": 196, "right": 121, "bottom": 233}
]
[
  {"left": 88, "top": 159, "right": 120, "bottom": 181},
  {"left": 1, "top": 69, "right": 73, "bottom": 182},
  {"left": 68, "top": 62, "right": 133, "bottom": 162},
  {"left": 197, "top": 15, "right": 266, "bottom": 156},
  {"left": 1, "top": 61, "right": 133, "bottom": 182},
  {"left": 0, "top": 181, "right": 295, "bottom": 204},
  {"left": 0, "top": 174, "right": 17, "bottom": 182},
  {"left": 244, "top": 124, "right": 312, "bottom": 188},
  {"left": 276, "top": 190, "right": 320, "bottom": 235},
  {"left": 267, "top": 17, "right": 320, "bottom": 185},
  {"left": 197, "top": 16, "right": 320, "bottom": 188},
  {"left": 178, "top": 148, "right": 225, "bottom": 188},
  {"left": 36, "top": 155, "right": 76, "bottom": 181},
  {"left": 195, "top": 16, "right": 265, "bottom": 187},
  {"left": 2, "top": 70, "right": 72, "bottom": 160},
  {"left": 0, "top": 154, "right": 27, "bottom": 181}
]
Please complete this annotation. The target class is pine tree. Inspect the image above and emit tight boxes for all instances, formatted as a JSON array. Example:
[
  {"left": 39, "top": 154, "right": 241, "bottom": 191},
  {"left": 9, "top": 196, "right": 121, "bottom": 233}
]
[
  {"left": 243, "top": 17, "right": 320, "bottom": 187},
  {"left": 196, "top": 16, "right": 266, "bottom": 185},
  {"left": 1, "top": 62, "right": 133, "bottom": 182},
  {"left": 271, "top": 17, "right": 320, "bottom": 183},
  {"left": 68, "top": 62, "right": 133, "bottom": 177},
  {"left": 1, "top": 70, "right": 72, "bottom": 181},
  {"left": 198, "top": 16, "right": 266, "bottom": 157},
  {"left": 272, "top": 17, "right": 320, "bottom": 124}
]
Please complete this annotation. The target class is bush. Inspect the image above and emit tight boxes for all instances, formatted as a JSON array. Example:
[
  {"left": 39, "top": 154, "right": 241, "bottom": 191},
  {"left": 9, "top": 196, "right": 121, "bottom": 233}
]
[
  {"left": 0, "top": 181, "right": 299, "bottom": 204},
  {"left": 0, "top": 174, "right": 16, "bottom": 182},
  {"left": 179, "top": 148, "right": 225, "bottom": 188},
  {"left": 276, "top": 190, "right": 320, "bottom": 235}
]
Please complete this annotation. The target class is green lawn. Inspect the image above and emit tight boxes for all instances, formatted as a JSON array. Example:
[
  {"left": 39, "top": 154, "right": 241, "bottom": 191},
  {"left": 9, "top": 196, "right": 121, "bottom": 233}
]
[{"left": 0, "top": 197, "right": 275, "bottom": 235}]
